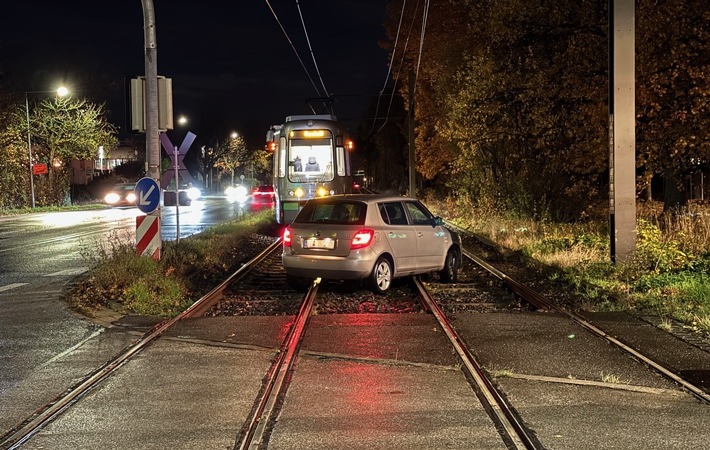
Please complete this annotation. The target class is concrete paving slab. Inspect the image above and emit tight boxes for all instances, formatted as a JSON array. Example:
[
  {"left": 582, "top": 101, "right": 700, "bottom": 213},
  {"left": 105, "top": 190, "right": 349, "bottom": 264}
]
[
  {"left": 497, "top": 377, "right": 710, "bottom": 450},
  {"left": 23, "top": 339, "right": 275, "bottom": 450},
  {"left": 451, "top": 312, "right": 680, "bottom": 389},
  {"left": 268, "top": 357, "right": 506, "bottom": 450}
]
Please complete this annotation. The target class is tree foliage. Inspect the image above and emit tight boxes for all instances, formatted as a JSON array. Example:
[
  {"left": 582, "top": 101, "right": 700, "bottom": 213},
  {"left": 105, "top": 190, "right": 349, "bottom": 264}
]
[
  {"left": 215, "top": 134, "right": 248, "bottom": 185},
  {"left": 381, "top": 0, "right": 709, "bottom": 219},
  {"left": 0, "top": 95, "right": 118, "bottom": 207}
]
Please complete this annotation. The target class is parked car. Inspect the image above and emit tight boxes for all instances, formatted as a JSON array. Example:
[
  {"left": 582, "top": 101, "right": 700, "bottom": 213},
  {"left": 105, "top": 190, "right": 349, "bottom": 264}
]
[
  {"left": 281, "top": 194, "right": 462, "bottom": 293},
  {"left": 103, "top": 183, "right": 137, "bottom": 207}
]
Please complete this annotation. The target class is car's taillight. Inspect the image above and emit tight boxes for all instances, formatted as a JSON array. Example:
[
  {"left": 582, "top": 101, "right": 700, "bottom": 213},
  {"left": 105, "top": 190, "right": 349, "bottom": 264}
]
[
  {"left": 351, "top": 228, "right": 375, "bottom": 250},
  {"left": 283, "top": 227, "right": 292, "bottom": 247}
]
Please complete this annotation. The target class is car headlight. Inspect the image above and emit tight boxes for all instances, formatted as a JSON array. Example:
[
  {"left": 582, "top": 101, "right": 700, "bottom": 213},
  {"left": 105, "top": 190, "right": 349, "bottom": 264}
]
[
  {"left": 187, "top": 187, "right": 201, "bottom": 200},
  {"left": 225, "top": 185, "right": 248, "bottom": 202},
  {"left": 104, "top": 193, "right": 120, "bottom": 204},
  {"left": 126, "top": 193, "right": 137, "bottom": 203}
]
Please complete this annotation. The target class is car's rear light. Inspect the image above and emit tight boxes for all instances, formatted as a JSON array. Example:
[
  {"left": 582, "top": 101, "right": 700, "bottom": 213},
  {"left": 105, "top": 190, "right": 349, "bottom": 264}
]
[
  {"left": 283, "top": 227, "right": 292, "bottom": 247},
  {"left": 350, "top": 228, "right": 374, "bottom": 250}
]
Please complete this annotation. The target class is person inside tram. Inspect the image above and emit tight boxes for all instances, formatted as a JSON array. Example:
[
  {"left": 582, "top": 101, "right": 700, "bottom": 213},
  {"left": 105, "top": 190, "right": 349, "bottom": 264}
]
[
  {"left": 292, "top": 156, "right": 302, "bottom": 172},
  {"left": 305, "top": 157, "right": 320, "bottom": 171}
]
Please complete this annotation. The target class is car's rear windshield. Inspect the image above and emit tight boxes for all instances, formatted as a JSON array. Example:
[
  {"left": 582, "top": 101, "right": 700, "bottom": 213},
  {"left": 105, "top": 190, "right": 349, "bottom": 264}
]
[{"left": 295, "top": 201, "right": 366, "bottom": 225}]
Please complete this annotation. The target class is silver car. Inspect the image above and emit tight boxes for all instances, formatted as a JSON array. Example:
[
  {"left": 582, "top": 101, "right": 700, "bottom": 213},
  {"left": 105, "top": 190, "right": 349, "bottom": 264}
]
[{"left": 282, "top": 194, "right": 462, "bottom": 293}]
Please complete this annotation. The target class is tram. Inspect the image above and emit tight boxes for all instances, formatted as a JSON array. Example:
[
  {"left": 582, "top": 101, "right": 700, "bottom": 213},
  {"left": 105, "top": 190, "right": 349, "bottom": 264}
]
[{"left": 266, "top": 114, "right": 355, "bottom": 224}]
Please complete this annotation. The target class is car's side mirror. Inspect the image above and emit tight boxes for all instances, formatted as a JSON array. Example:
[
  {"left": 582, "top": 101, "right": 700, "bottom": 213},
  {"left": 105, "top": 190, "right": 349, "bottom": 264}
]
[{"left": 433, "top": 217, "right": 444, "bottom": 227}]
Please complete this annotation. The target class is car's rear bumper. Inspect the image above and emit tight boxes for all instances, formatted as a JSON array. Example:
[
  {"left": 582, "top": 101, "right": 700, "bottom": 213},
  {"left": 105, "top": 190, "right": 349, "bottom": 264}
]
[{"left": 282, "top": 252, "right": 375, "bottom": 280}]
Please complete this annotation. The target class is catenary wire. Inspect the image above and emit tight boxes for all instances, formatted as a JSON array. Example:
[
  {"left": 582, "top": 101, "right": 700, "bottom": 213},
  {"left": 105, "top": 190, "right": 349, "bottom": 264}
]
[
  {"left": 264, "top": 0, "right": 323, "bottom": 108},
  {"left": 295, "top": 0, "right": 332, "bottom": 114}
]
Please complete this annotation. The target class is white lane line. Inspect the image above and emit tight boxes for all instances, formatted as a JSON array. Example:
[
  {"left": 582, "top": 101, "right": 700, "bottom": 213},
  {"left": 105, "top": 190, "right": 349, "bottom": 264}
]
[
  {"left": 0, "top": 283, "right": 28, "bottom": 293},
  {"left": 39, "top": 329, "right": 105, "bottom": 369},
  {"left": 44, "top": 268, "right": 89, "bottom": 277}
]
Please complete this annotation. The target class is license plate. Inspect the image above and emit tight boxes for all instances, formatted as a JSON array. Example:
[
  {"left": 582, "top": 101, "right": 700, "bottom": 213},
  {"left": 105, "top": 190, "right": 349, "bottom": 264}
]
[{"left": 303, "top": 238, "right": 335, "bottom": 249}]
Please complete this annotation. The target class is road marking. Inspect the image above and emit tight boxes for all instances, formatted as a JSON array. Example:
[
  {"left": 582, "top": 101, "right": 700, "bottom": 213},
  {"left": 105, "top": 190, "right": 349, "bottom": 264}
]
[
  {"left": 0, "top": 283, "right": 28, "bottom": 293},
  {"left": 44, "top": 268, "right": 89, "bottom": 277},
  {"left": 39, "top": 329, "right": 105, "bottom": 369}
]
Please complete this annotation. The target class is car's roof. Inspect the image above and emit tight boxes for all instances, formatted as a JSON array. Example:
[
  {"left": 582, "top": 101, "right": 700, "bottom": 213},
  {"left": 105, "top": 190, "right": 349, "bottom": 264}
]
[{"left": 309, "top": 194, "right": 416, "bottom": 204}]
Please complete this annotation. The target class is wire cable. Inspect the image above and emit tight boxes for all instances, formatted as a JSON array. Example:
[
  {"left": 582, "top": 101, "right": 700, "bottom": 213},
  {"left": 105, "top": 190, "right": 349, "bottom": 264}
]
[
  {"left": 295, "top": 0, "right": 332, "bottom": 113},
  {"left": 264, "top": 0, "right": 322, "bottom": 104},
  {"left": 375, "top": 0, "right": 421, "bottom": 135},
  {"left": 369, "top": 0, "right": 407, "bottom": 135}
]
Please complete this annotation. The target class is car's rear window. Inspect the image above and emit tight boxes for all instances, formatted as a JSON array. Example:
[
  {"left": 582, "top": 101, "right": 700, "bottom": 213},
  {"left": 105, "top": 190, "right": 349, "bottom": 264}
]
[{"left": 295, "top": 201, "right": 366, "bottom": 225}]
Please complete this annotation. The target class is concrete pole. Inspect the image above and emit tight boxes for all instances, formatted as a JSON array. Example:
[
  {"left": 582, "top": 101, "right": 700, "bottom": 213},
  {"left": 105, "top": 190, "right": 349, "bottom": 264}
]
[
  {"left": 609, "top": 0, "right": 636, "bottom": 263},
  {"left": 141, "top": 0, "right": 160, "bottom": 182},
  {"left": 408, "top": 70, "right": 416, "bottom": 198}
]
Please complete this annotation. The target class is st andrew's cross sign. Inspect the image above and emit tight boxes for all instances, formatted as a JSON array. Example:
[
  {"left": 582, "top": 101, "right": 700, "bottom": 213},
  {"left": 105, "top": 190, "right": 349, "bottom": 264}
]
[{"left": 159, "top": 131, "right": 196, "bottom": 189}]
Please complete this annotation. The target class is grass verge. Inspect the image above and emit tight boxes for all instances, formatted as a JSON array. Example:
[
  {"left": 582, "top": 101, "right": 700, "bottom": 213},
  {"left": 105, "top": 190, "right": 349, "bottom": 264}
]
[
  {"left": 69, "top": 209, "right": 278, "bottom": 318},
  {"left": 430, "top": 195, "right": 710, "bottom": 338}
]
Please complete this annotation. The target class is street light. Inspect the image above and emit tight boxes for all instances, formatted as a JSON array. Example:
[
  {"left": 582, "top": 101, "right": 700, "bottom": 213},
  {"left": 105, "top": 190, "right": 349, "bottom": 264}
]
[
  {"left": 178, "top": 115, "right": 188, "bottom": 126},
  {"left": 25, "top": 86, "right": 69, "bottom": 208}
]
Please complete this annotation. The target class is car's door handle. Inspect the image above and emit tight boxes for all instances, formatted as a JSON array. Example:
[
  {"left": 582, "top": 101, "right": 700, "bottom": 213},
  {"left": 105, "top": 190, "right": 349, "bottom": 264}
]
[{"left": 417, "top": 232, "right": 424, "bottom": 238}]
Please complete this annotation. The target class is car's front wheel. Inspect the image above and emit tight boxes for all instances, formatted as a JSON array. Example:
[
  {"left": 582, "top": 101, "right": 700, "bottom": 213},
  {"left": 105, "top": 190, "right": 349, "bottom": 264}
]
[
  {"left": 369, "top": 256, "right": 393, "bottom": 294},
  {"left": 439, "top": 248, "right": 459, "bottom": 283}
]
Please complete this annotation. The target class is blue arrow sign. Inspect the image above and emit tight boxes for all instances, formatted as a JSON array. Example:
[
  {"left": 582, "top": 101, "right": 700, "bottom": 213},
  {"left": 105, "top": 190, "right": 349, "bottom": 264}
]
[{"left": 135, "top": 177, "right": 161, "bottom": 214}]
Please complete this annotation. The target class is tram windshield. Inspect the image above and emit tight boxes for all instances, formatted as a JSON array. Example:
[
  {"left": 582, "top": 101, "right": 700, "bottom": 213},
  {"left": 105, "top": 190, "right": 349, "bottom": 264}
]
[{"left": 288, "top": 133, "right": 334, "bottom": 182}]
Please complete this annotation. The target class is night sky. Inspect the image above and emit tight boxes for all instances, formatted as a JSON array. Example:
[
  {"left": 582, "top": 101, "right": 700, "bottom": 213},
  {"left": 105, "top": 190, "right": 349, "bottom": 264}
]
[{"left": 1, "top": 0, "right": 390, "bottom": 148}]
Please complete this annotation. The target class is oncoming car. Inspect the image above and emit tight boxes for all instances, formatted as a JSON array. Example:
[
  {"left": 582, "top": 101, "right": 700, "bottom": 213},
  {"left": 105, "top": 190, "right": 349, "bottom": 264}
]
[
  {"left": 104, "top": 183, "right": 137, "bottom": 207},
  {"left": 281, "top": 194, "right": 462, "bottom": 293}
]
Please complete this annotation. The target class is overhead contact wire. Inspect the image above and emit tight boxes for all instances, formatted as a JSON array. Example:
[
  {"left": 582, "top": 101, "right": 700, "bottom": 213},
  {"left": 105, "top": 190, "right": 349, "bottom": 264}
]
[{"left": 264, "top": 0, "right": 323, "bottom": 101}]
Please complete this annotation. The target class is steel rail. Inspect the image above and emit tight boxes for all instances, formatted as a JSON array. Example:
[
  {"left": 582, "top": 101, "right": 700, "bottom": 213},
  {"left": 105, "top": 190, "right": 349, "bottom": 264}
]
[
  {"left": 413, "top": 278, "right": 541, "bottom": 450},
  {"left": 235, "top": 279, "right": 320, "bottom": 450},
  {"left": 0, "top": 239, "right": 282, "bottom": 450},
  {"left": 459, "top": 247, "right": 710, "bottom": 404}
]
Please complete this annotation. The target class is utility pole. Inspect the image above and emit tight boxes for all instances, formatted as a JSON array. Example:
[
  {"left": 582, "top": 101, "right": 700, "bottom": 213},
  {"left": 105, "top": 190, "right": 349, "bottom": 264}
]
[
  {"left": 408, "top": 70, "right": 416, "bottom": 198},
  {"left": 609, "top": 0, "right": 636, "bottom": 262},
  {"left": 141, "top": 0, "right": 160, "bottom": 182}
]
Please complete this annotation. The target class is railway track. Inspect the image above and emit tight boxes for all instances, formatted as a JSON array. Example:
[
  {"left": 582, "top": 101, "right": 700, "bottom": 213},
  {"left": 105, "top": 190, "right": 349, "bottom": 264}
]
[{"left": 3, "top": 225, "right": 709, "bottom": 449}]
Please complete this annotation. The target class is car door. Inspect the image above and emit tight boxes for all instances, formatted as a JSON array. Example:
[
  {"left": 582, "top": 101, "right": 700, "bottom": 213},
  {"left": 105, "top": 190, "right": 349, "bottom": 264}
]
[
  {"left": 378, "top": 201, "right": 418, "bottom": 274},
  {"left": 404, "top": 200, "right": 449, "bottom": 270}
]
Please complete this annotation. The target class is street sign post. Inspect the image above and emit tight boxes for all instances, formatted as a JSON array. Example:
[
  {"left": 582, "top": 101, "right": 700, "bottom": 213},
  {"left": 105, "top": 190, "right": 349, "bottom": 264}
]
[{"left": 135, "top": 177, "right": 161, "bottom": 214}]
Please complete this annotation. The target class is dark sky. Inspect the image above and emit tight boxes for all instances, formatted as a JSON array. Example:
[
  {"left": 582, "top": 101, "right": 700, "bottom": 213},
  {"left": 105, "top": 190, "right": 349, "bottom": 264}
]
[{"left": 1, "top": 0, "right": 390, "bottom": 148}]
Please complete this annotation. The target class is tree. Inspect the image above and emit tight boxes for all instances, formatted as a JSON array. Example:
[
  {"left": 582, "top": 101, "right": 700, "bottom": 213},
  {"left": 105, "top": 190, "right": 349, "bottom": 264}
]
[
  {"left": 215, "top": 133, "right": 248, "bottom": 186},
  {"left": 27, "top": 97, "right": 117, "bottom": 205},
  {"left": 0, "top": 92, "right": 30, "bottom": 208},
  {"left": 636, "top": 0, "right": 710, "bottom": 211}
]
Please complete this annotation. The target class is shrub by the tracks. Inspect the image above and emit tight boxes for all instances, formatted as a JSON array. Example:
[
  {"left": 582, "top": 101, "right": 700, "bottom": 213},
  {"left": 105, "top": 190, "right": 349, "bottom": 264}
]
[
  {"left": 69, "top": 209, "right": 277, "bottom": 318},
  {"left": 428, "top": 193, "right": 710, "bottom": 337}
]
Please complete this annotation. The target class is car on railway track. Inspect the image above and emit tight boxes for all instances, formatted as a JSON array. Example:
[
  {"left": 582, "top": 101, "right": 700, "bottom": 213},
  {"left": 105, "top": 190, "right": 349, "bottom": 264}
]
[{"left": 281, "top": 194, "right": 462, "bottom": 293}]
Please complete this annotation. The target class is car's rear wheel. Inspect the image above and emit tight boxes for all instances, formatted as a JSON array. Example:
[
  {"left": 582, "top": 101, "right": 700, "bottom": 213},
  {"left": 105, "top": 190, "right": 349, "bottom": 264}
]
[
  {"left": 439, "top": 248, "right": 459, "bottom": 283},
  {"left": 369, "top": 256, "right": 392, "bottom": 294}
]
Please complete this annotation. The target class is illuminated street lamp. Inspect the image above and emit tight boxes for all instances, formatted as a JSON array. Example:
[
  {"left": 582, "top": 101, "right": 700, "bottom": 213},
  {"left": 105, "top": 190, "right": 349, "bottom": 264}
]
[
  {"left": 178, "top": 115, "right": 188, "bottom": 126},
  {"left": 25, "top": 86, "right": 69, "bottom": 208}
]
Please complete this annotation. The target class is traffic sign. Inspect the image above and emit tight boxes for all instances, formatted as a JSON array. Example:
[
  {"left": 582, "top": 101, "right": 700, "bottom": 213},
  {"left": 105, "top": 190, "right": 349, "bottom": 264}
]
[
  {"left": 32, "top": 163, "right": 48, "bottom": 175},
  {"left": 136, "top": 215, "right": 161, "bottom": 260},
  {"left": 135, "top": 177, "right": 161, "bottom": 214},
  {"left": 159, "top": 132, "right": 196, "bottom": 188}
]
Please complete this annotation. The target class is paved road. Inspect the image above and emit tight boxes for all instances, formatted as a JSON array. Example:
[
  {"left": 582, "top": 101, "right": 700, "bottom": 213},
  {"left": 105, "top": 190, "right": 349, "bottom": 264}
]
[{"left": 0, "top": 196, "right": 258, "bottom": 439}]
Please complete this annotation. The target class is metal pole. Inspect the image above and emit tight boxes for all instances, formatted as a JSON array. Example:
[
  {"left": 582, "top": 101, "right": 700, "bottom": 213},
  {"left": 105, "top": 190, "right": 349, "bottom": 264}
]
[
  {"left": 174, "top": 145, "right": 180, "bottom": 243},
  {"left": 25, "top": 93, "right": 36, "bottom": 208},
  {"left": 141, "top": 0, "right": 160, "bottom": 183}
]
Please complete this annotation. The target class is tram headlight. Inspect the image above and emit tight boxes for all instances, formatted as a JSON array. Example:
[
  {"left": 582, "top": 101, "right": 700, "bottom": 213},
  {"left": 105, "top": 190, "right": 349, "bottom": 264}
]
[
  {"left": 294, "top": 187, "right": 304, "bottom": 198},
  {"left": 317, "top": 187, "right": 327, "bottom": 197}
]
